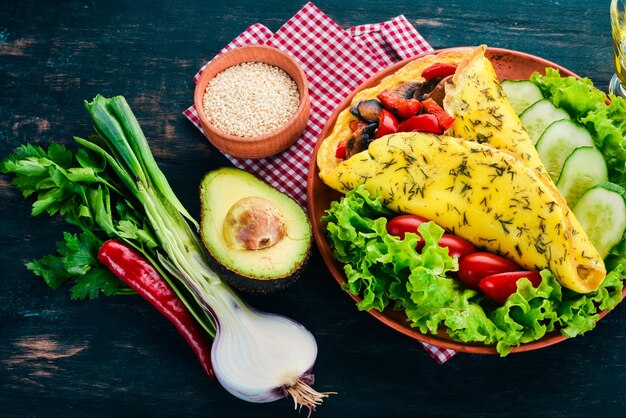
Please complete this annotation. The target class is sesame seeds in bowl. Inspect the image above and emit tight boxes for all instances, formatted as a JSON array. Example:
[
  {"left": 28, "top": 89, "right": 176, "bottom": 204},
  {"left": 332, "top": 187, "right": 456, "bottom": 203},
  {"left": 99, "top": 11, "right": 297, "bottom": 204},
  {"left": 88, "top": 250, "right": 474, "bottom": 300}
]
[
  {"left": 193, "top": 45, "right": 311, "bottom": 159},
  {"left": 203, "top": 62, "right": 301, "bottom": 138}
]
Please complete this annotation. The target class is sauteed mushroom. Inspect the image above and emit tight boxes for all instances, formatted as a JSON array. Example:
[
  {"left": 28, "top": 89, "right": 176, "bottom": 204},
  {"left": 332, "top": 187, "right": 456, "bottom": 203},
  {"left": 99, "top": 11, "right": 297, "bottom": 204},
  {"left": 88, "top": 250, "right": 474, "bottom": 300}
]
[
  {"left": 346, "top": 122, "right": 377, "bottom": 158},
  {"left": 392, "top": 81, "right": 423, "bottom": 99},
  {"left": 420, "top": 75, "right": 453, "bottom": 106},
  {"left": 350, "top": 99, "right": 383, "bottom": 122},
  {"left": 413, "top": 76, "right": 444, "bottom": 101}
]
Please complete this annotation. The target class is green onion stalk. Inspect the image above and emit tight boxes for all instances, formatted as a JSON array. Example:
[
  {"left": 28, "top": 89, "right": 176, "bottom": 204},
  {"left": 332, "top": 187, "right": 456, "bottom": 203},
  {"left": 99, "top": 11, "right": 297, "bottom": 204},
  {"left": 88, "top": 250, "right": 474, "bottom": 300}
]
[{"left": 79, "top": 96, "right": 332, "bottom": 413}]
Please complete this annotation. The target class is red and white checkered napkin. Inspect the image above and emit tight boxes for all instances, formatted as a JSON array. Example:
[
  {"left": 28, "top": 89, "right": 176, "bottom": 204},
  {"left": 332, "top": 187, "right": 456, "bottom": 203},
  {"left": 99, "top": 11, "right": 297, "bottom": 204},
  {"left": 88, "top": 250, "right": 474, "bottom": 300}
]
[{"left": 184, "top": 2, "right": 455, "bottom": 364}]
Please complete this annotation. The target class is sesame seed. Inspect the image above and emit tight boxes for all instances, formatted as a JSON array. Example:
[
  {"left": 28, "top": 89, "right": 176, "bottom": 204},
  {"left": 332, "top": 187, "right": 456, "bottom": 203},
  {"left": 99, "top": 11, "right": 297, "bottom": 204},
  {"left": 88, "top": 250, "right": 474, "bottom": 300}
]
[{"left": 203, "top": 62, "right": 300, "bottom": 138}]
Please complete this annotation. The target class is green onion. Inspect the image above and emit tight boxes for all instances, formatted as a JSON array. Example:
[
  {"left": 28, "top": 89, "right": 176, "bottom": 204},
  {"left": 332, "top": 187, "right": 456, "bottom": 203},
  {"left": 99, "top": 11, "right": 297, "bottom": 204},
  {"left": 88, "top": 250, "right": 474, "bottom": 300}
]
[{"left": 79, "top": 95, "right": 332, "bottom": 412}]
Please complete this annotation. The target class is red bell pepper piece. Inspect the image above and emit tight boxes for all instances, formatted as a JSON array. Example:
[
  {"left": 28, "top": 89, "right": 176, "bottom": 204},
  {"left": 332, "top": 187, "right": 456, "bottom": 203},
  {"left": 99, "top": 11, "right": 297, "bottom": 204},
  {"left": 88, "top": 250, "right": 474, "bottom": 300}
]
[
  {"left": 397, "top": 113, "right": 442, "bottom": 134},
  {"left": 97, "top": 240, "right": 214, "bottom": 378},
  {"left": 349, "top": 119, "right": 367, "bottom": 132},
  {"left": 377, "top": 89, "right": 422, "bottom": 119},
  {"left": 422, "top": 63, "right": 457, "bottom": 81},
  {"left": 422, "top": 98, "right": 456, "bottom": 131},
  {"left": 335, "top": 141, "right": 347, "bottom": 159},
  {"left": 375, "top": 109, "right": 399, "bottom": 138}
]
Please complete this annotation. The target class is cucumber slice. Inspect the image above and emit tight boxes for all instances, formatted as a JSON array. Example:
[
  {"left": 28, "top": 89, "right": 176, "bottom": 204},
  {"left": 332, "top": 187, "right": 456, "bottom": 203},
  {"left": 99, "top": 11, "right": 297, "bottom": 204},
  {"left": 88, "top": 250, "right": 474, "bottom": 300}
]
[
  {"left": 573, "top": 183, "right": 626, "bottom": 258},
  {"left": 535, "top": 120, "right": 595, "bottom": 182},
  {"left": 500, "top": 80, "right": 544, "bottom": 115},
  {"left": 556, "top": 146, "right": 608, "bottom": 206},
  {"left": 519, "top": 99, "right": 570, "bottom": 144}
]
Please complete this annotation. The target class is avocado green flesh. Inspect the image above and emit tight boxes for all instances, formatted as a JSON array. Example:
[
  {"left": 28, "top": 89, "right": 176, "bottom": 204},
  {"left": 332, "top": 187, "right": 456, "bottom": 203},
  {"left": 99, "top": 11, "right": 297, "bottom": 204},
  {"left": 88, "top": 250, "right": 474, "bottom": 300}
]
[{"left": 200, "top": 167, "right": 311, "bottom": 289}]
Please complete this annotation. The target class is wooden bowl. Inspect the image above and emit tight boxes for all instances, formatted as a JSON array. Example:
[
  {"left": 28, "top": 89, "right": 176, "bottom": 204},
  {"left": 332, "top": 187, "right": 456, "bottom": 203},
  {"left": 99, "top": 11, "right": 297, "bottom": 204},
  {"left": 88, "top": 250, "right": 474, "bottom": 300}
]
[
  {"left": 194, "top": 45, "right": 311, "bottom": 159},
  {"left": 307, "top": 47, "right": 626, "bottom": 355}
]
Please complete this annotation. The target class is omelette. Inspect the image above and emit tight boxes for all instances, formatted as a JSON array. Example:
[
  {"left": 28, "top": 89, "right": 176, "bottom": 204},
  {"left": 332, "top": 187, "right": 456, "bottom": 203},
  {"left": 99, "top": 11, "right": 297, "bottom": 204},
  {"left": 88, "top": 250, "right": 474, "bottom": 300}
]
[
  {"left": 317, "top": 47, "right": 475, "bottom": 181},
  {"left": 317, "top": 45, "right": 605, "bottom": 294}
]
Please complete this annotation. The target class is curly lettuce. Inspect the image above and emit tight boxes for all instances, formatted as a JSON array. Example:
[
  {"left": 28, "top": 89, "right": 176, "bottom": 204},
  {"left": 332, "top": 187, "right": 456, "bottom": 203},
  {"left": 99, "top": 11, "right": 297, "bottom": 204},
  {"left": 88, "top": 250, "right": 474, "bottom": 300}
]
[
  {"left": 582, "top": 97, "right": 626, "bottom": 186},
  {"left": 323, "top": 186, "right": 624, "bottom": 356},
  {"left": 531, "top": 68, "right": 626, "bottom": 188},
  {"left": 530, "top": 67, "right": 607, "bottom": 119}
]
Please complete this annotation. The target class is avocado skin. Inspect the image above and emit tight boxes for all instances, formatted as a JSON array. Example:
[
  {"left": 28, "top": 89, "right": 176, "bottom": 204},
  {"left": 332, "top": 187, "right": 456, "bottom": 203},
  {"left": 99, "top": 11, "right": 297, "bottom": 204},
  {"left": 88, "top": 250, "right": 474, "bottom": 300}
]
[
  {"left": 199, "top": 167, "right": 312, "bottom": 293},
  {"left": 204, "top": 241, "right": 311, "bottom": 293}
]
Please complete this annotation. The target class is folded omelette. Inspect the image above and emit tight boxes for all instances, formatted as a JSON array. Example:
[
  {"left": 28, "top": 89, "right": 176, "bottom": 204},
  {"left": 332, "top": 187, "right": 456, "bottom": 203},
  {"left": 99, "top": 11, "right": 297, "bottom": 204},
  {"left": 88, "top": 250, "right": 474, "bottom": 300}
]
[
  {"left": 318, "top": 45, "right": 605, "bottom": 293},
  {"left": 317, "top": 47, "right": 474, "bottom": 181}
]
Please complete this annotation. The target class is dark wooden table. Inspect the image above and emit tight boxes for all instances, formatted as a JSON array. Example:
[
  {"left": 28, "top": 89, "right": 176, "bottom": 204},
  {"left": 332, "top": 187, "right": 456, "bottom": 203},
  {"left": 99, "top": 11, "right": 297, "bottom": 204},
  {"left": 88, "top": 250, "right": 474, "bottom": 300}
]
[{"left": 1, "top": 1, "right": 623, "bottom": 417}]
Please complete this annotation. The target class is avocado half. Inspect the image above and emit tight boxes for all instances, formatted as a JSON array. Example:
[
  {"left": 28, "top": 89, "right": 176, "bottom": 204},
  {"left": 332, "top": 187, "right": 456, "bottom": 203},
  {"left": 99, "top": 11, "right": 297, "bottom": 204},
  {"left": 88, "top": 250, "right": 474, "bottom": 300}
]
[{"left": 199, "top": 167, "right": 312, "bottom": 293}]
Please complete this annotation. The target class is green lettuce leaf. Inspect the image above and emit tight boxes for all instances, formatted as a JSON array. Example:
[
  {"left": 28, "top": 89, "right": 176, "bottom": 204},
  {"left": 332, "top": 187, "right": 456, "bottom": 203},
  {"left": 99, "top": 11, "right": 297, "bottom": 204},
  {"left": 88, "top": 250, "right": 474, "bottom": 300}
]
[
  {"left": 530, "top": 68, "right": 607, "bottom": 119},
  {"left": 581, "top": 96, "right": 626, "bottom": 185}
]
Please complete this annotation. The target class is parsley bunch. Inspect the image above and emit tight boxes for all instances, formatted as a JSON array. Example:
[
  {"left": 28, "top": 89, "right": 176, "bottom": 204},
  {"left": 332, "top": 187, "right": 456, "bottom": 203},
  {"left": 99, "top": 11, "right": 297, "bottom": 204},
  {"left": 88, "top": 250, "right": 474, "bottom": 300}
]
[
  {"left": 2, "top": 141, "right": 159, "bottom": 299},
  {"left": 2, "top": 95, "right": 217, "bottom": 339}
]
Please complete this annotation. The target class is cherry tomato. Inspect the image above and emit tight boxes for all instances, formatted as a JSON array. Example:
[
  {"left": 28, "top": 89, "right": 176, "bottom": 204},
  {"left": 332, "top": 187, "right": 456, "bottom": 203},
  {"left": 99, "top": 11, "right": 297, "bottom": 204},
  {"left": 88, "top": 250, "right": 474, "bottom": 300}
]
[
  {"left": 421, "top": 62, "right": 458, "bottom": 81},
  {"left": 437, "top": 234, "right": 476, "bottom": 260},
  {"left": 335, "top": 141, "right": 346, "bottom": 159},
  {"left": 375, "top": 109, "right": 399, "bottom": 138},
  {"left": 386, "top": 214, "right": 430, "bottom": 239},
  {"left": 479, "top": 271, "right": 542, "bottom": 304},
  {"left": 457, "top": 252, "right": 521, "bottom": 290},
  {"left": 397, "top": 114, "right": 442, "bottom": 134}
]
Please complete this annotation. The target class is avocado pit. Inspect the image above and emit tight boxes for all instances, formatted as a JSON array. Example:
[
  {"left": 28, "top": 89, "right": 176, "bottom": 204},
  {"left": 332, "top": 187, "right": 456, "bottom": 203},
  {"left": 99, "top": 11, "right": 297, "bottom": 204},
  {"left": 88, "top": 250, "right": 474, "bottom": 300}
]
[{"left": 223, "top": 196, "right": 287, "bottom": 250}]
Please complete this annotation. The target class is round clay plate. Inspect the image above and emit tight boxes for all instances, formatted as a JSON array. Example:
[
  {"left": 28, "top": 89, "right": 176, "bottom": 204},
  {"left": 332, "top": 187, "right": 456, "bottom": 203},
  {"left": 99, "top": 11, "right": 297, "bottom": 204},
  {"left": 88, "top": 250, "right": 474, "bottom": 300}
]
[{"left": 307, "top": 47, "right": 625, "bottom": 354}]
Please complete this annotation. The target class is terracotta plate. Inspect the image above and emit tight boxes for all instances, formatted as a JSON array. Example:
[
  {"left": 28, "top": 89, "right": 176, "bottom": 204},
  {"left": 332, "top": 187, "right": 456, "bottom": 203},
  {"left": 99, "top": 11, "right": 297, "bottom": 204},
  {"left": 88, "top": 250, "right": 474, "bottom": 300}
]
[{"left": 306, "top": 47, "right": 624, "bottom": 354}]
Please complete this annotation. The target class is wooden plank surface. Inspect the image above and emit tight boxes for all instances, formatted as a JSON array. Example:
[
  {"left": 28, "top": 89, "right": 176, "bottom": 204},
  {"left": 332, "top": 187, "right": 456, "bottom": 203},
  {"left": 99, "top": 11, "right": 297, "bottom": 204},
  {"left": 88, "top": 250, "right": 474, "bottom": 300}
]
[{"left": 1, "top": 1, "right": 624, "bottom": 416}]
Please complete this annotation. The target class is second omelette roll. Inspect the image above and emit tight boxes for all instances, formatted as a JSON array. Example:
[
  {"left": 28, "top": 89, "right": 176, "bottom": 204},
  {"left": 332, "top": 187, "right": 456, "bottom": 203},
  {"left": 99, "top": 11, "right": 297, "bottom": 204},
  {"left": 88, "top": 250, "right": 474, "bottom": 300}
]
[{"left": 322, "top": 132, "right": 606, "bottom": 294}]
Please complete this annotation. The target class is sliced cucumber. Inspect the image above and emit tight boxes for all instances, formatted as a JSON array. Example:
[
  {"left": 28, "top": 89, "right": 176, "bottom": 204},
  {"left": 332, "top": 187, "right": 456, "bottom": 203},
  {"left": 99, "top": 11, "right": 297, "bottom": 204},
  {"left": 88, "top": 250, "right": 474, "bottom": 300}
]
[
  {"left": 519, "top": 99, "right": 570, "bottom": 144},
  {"left": 535, "top": 120, "right": 595, "bottom": 182},
  {"left": 573, "top": 183, "right": 626, "bottom": 258},
  {"left": 500, "top": 80, "right": 544, "bottom": 115},
  {"left": 556, "top": 146, "right": 608, "bottom": 206}
]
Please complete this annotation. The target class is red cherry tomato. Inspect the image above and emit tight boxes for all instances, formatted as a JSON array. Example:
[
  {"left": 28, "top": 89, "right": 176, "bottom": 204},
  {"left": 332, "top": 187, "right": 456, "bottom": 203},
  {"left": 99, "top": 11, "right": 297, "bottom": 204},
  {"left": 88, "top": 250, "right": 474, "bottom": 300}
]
[
  {"left": 437, "top": 234, "right": 476, "bottom": 260},
  {"left": 397, "top": 114, "right": 442, "bottom": 134},
  {"left": 479, "top": 271, "right": 542, "bottom": 304},
  {"left": 386, "top": 214, "right": 430, "bottom": 239},
  {"left": 375, "top": 109, "right": 399, "bottom": 138},
  {"left": 457, "top": 252, "right": 521, "bottom": 290}
]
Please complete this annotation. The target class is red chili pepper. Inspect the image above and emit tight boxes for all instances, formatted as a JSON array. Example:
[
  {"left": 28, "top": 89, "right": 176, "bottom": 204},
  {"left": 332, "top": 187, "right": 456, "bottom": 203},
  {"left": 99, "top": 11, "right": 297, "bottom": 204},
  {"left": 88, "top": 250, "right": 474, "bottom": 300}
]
[
  {"left": 375, "top": 109, "right": 399, "bottom": 138},
  {"left": 422, "top": 98, "right": 456, "bottom": 130},
  {"left": 397, "top": 113, "right": 442, "bottom": 134},
  {"left": 97, "top": 240, "right": 214, "bottom": 378},
  {"left": 422, "top": 63, "right": 457, "bottom": 81},
  {"left": 335, "top": 141, "right": 347, "bottom": 159},
  {"left": 377, "top": 89, "right": 423, "bottom": 119}
]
